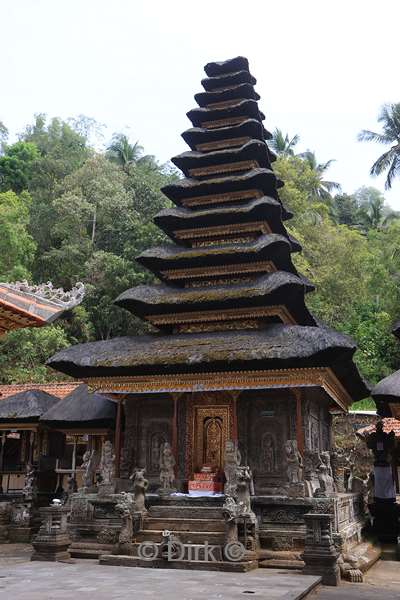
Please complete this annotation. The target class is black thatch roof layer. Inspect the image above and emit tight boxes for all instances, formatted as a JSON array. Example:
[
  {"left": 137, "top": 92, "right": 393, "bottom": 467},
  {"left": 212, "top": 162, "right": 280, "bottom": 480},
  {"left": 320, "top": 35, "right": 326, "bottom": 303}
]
[
  {"left": 392, "top": 320, "right": 400, "bottom": 340},
  {"left": 372, "top": 370, "right": 400, "bottom": 405},
  {"left": 161, "top": 168, "right": 282, "bottom": 205},
  {"left": 171, "top": 140, "right": 272, "bottom": 177},
  {"left": 114, "top": 272, "right": 315, "bottom": 325},
  {"left": 201, "top": 70, "right": 256, "bottom": 92},
  {"left": 187, "top": 99, "right": 265, "bottom": 128},
  {"left": 181, "top": 120, "right": 272, "bottom": 151},
  {"left": 40, "top": 384, "right": 116, "bottom": 428},
  {"left": 194, "top": 83, "right": 260, "bottom": 108},
  {"left": 137, "top": 234, "right": 297, "bottom": 281},
  {"left": 0, "top": 389, "right": 60, "bottom": 423},
  {"left": 46, "top": 325, "right": 369, "bottom": 401},
  {"left": 154, "top": 198, "right": 295, "bottom": 246},
  {"left": 204, "top": 56, "right": 250, "bottom": 77}
]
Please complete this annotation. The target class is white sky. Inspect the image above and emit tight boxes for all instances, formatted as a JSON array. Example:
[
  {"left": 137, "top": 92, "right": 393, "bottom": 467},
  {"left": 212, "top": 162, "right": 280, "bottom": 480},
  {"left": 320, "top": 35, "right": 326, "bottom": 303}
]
[{"left": 1, "top": 0, "right": 399, "bottom": 207}]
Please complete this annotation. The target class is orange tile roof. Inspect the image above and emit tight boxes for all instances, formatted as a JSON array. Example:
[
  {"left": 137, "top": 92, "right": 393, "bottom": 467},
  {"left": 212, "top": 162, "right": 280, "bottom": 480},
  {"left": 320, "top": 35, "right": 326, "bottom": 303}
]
[
  {"left": 0, "top": 382, "right": 82, "bottom": 400},
  {"left": 357, "top": 417, "right": 400, "bottom": 438}
]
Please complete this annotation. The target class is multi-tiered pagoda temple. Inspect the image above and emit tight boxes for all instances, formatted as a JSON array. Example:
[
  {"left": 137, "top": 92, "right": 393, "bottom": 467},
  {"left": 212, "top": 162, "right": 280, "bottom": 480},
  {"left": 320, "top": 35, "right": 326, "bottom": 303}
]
[{"left": 48, "top": 58, "right": 371, "bottom": 570}]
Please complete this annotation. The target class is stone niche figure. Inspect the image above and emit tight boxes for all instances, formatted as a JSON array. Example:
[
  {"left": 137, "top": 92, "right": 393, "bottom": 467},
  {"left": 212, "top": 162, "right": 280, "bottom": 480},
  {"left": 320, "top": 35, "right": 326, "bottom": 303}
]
[
  {"left": 100, "top": 441, "right": 115, "bottom": 486},
  {"left": 114, "top": 492, "right": 135, "bottom": 555},
  {"left": 80, "top": 449, "right": 96, "bottom": 490},
  {"left": 366, "top": 421, "right": 396, "bottom": 501},
  {"left": 236, "top": 466, "right": 255, "bottom": 517},
  {"left": 224, "top": 439, "right": 241, "bottom": 496},
  {"left": 314, "top": 462, "right": 336, "bottom": 498},
  {"left": 159, "top": 442, "right": 176, "bottom": 495},
  {"left": 130, "top": 468, "right": 148, "bottom": 514},
  {"left": 285, "top": 440, "right": 305, "bottom": 498},
  {"left": 23, "top": 464, "right": 37, "bottom": 501},
  {"left": 261, "top": 434, "right": 276, "bottom": 473}
]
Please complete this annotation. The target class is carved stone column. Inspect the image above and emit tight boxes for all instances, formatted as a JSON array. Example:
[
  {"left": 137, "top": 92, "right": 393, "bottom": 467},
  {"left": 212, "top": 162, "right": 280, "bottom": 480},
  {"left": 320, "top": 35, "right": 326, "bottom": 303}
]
[
  {"left": 302, "top": 513, "right": 340, "bottom": 586},
  {"left": 31, "top": 504, "right": 73, "bottom": 562}
]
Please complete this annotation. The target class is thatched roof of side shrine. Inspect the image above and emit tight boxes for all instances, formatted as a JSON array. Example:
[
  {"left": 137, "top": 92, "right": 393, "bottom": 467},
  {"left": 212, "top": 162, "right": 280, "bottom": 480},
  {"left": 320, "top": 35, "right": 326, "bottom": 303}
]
[
  {"left": 371, "top": 370, "right": 400, "bottom": 405},
  {"left": 47, "top": 324, "right": 369, "bottom": 400},
  {"left": 0, "top": 389, "right": 60, "bottom": 423},
  {"left": 40, "top": 384, "right": 115, "bottom": 428}
]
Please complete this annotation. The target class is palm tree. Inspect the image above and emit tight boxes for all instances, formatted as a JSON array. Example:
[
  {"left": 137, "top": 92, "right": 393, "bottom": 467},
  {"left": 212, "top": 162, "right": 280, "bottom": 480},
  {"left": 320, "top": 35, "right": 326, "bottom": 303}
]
[
  {"left": 299, "top": 150, "right": 341, "bottom": 201},
  {"left": 269, "top": 128, "right": 300, "bottom": 156},
  {"left": 106, "top": 133, "right": 158, "bottom": 173},
  {"left": 355, "top": 186, "right": 399, "bottom": 231},
  {"left": 358, "top": 103, "right": 400, "bottom": 190}
]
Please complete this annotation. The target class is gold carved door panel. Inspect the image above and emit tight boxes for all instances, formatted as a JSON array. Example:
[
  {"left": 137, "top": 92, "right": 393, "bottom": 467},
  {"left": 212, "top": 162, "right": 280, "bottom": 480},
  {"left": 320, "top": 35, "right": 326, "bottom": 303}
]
[{"left": 193, "top": 405, "right": 231, "bottom": 473}]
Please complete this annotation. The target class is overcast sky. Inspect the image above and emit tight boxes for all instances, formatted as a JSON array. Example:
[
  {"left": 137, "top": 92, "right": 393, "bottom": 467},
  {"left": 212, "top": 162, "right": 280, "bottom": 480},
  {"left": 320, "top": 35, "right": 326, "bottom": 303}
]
[{"left": 2, "top": 0, "right": 399, "bottom": 207}]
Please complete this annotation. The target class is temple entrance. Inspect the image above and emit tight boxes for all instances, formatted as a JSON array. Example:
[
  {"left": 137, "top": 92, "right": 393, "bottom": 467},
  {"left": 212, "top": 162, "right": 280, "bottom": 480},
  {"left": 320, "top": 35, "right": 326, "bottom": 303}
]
[
  {"left": 185, "top": 392, "right": 235, "bottom": 477},
  {"left": 193, "top": 406, "right": 230, "bottom": 472}
]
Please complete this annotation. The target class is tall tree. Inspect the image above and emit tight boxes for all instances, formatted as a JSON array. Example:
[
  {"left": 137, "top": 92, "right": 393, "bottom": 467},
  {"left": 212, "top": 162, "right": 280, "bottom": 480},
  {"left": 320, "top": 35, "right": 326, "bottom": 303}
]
[
  {"left": 0, "top": 190, "right": 36, "bottom": 280},
  {"left": 269, "top": 128, "right": 300, "bottom": 156},
  {"left": 0, "top": 141, "right": 39, "bottom": 193},
  {"left": 355, "top": 186, "right": 398, "bottom": 231},
  {"left": 106, "top": 133, "right": 159, "bottom": 172},
  {"left": 358, "top": 103, "right": 400, "bottom": 190},
  {"left": 299, "top": 150, "right": 341, "bottom": 201}
]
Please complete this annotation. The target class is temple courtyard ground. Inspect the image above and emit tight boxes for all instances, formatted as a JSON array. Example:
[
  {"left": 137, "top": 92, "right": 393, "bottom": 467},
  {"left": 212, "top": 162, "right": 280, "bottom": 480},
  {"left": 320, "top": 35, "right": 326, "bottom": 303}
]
[{"left": 0, "top": 545, "right": 399, "bottom": 600}]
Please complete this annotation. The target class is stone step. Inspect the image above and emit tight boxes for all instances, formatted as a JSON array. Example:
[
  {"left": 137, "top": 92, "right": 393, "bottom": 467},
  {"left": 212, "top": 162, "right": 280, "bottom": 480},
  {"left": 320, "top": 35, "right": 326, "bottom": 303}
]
[
  {"left": 70, "top": 543, "right": 114, "bottom": 559},
  {"left": 135, "top": 529, "right": 225, "bottom": 545},
  {"left": 149, "top": 505, "right": 224, "bottom": 520},
  {"left": 100, "top": 553, "right": 258, "bottom": 572},
  {"left": 143, "top": 517, "right": 225, "bottom": 532}
]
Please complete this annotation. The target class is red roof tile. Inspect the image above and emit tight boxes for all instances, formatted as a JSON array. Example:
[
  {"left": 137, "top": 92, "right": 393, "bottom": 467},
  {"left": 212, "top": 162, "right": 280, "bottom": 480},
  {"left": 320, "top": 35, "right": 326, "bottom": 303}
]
[
  {"left": 357, "top": 417, "right": 400, "bottom": 438},
  {"left": 0, "top": 382, "right": 82, "bottom": 400}
]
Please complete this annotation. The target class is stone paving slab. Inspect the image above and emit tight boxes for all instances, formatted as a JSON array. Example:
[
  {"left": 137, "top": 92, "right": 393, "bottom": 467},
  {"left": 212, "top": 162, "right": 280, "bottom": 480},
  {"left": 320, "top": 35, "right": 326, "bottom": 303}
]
[{"left": 0, "top": 558, "right": 320, "bottom": 600}]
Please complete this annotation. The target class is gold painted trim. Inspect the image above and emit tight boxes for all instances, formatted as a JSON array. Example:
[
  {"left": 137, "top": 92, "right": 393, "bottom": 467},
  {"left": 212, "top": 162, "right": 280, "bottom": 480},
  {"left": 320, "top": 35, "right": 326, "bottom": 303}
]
[
  {"left": 196, "top": 137, "right": 251, "bottom": 152},
  {"left": 189, "top": 160, "right": 259, "bottom": 178},
  {"left": 160, "top": 260, "right": 276, "bottom": 281},
  {"left": 174, "top": 221, "right": 271, "bottom": 242},
  {"left": 146, "top": 305, "right": 297, "bottom": 327},
  {"left": 201, "top": 116, "right": 247, "bottom": 129},
  {"left": 182, "top": 189, "right": 263, "bottom": 209},
  {"left": 85, "top": 367, "right": 351, "bottom": 411}
]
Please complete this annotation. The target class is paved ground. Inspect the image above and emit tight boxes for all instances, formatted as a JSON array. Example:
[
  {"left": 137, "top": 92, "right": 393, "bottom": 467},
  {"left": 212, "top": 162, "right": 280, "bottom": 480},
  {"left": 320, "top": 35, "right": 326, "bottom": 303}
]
[{"left": 0, "top": 545, "right": 399, "bottom": 600}]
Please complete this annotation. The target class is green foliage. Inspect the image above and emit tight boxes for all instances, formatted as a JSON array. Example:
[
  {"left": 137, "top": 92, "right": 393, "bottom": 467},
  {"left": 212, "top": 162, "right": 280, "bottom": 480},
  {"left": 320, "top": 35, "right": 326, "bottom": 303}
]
[
  {"left": 0, "top": 141, "right": 39, "bottom": 193},
  {"left": 358, "top": 103, "right": 400, "bottom": 190},
  {"left": 0, "top": 190, "right": 36, "bottom": 280},
  {"left": 0, "top": 325, "right": 70, "bottom": 383}
]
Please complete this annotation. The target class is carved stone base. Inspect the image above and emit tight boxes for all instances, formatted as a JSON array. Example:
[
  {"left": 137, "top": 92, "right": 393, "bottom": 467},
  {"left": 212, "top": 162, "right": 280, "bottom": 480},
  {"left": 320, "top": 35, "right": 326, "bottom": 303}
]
[
  {"left": 98, "top": 483, "right": 115, "bottom": 497},
  {"left": 287, "top": 483, "right": 305, "bottom": 498},
  {"left": 8, "top": 525, "right": 32, "bottom": 543},
  {"left": 31, "top": 533, "right": 73, "bottom": 562},
  {"left": 302, "top": 553, "right": 340, "bottom": 586},
  {"left": 302, "top": 513, "right": 340, "bottom": 587}
]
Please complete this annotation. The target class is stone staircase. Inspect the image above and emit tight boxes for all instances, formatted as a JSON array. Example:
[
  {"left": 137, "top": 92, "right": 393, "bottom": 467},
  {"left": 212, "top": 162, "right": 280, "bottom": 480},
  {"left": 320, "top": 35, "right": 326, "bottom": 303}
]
[{"left": 100, "top": 502, "right": 258, "bottom": 572}]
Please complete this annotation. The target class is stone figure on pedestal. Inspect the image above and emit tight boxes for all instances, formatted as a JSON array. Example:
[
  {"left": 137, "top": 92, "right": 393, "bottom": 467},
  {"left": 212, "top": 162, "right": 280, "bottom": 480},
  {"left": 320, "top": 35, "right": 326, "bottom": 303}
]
[
  {"left": 224, "top": 439, "right": 241, "bottom": 496},
  {"left": 81, "top": 449, "right": 96, "bottom": 490},
  {"left": 130, "top": 468, "right": 148, "bottom": 514},
  {"left": 23, "top": 464, "right": 37, "bottom": 501},
  {"left": 314, "top": 461, "right": 336, "bottom": 498},
  {"left": 100, "top": 441, "right": 115, "bottom": 485},
  {"left": 285, "top": 440, "right": 305, "bottom": 497},
  {"left": 115, "top": 492, "right": 135, "bottom": 555},
  {"left": 159, "top": 442, "right": 176, "bottom": 494}
]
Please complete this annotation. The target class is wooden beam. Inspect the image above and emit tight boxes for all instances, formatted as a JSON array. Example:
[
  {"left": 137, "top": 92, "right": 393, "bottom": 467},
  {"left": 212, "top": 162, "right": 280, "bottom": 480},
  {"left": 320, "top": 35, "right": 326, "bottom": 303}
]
[
  {"left": 171, "top": 393, "right": 180, "bottom": 466},
  {"left": 114, "top": 401, "right": 123, "bottom": 478},
  {"left": 292, "top": 389, "right": 304, "bottom": 456}
]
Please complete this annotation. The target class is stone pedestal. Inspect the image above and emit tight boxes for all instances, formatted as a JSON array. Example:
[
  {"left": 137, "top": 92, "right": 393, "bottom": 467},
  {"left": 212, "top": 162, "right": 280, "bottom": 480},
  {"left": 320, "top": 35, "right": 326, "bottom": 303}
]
[
  {"left": 0, "top": 502, "right": 10, "bottom": 543},
  {"left": 31, "top": 505, "right": 73, "bottom": 563},
  {"left": 302, "top": 513, "right": 340, "bottom": 586},
  {"left": 98, "top": 483, "right": 115, "bottom": 497}
]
